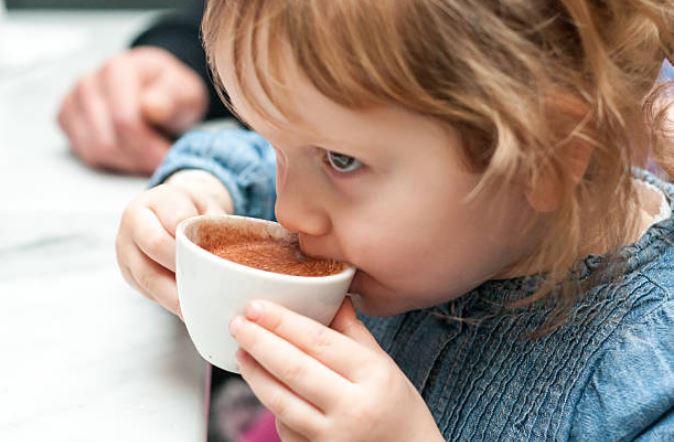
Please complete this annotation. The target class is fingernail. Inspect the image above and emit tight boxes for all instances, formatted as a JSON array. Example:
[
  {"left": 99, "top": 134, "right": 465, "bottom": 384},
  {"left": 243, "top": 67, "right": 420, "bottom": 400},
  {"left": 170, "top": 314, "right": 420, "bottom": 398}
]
[
  {"left": 229, "top": 316, "right": 244, "bottom": 336},
  {"left": 245, "top": 301, "right": 263, "bottom": 320}
]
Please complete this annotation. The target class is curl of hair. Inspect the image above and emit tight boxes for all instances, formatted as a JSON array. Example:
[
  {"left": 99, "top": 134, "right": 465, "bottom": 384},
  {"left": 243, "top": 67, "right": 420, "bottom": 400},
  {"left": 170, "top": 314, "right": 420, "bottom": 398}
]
[{"left": 204, "top": 0, "right": 674, "bottom": 332}]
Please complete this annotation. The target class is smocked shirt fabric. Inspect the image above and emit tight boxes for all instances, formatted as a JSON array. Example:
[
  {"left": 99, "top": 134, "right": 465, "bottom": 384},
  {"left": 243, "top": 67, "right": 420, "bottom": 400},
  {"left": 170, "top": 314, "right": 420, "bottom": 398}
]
[{"left": 150, "top": 129, "right": 674, "bottom": 441}]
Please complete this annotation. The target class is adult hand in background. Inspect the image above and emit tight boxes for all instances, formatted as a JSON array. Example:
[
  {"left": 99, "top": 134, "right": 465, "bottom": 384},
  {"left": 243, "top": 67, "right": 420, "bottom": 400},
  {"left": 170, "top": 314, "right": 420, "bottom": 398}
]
[{"left": 58, "top": 47, "right": 208, "bottom": 175}]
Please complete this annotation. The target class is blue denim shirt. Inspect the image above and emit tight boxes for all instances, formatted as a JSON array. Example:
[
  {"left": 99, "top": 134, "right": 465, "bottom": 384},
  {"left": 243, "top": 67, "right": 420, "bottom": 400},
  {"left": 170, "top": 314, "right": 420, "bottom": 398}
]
[{"left": 151, "top": 129, "right": 674, "bottom": 441}]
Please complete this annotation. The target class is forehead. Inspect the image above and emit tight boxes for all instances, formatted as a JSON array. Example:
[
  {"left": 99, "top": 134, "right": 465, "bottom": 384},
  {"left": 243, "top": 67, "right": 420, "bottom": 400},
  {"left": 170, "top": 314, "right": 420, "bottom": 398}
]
[
  {"left": 213, "top": 34, "right": 460, "bottom": 157},
  {"left": 214, "top": 33, "right": 311, "bottom": 137},
  {"left": 211, "top": 19, "right": 383, "bottom": 143},
  {"left": 213, "top": 21, "right": 291, "bottom": 127}
]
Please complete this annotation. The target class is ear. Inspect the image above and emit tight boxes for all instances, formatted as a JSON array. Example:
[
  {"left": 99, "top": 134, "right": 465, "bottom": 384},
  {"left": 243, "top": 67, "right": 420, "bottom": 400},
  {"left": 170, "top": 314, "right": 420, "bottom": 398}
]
[
  {"left": 526, "top": 93, "right": 594, "bottom": 213},
  {"left": 525, "top": 138, "right": 593, "bottom": 213}
]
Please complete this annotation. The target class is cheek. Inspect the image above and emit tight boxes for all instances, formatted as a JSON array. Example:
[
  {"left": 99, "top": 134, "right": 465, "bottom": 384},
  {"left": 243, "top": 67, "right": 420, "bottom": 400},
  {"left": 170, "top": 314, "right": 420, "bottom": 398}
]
[
  {"left": 339, "top": 214, "right": 438, "bottom": 281},
  {"left": 337, "top": 201, "right": 505, "bottom": 305}
]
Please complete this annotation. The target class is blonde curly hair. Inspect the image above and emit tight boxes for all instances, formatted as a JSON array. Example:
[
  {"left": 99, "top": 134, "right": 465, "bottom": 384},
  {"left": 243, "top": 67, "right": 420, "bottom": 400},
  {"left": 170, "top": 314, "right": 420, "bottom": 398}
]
[{"left": 203, "top": 0, "right": 674, "bottom": 328}]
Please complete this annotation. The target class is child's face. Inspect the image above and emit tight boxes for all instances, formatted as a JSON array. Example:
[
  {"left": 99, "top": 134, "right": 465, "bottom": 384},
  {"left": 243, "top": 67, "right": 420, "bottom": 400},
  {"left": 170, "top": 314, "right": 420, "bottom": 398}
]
[{"left": 218, "top": 52, "right": 535, "bottom": 316}]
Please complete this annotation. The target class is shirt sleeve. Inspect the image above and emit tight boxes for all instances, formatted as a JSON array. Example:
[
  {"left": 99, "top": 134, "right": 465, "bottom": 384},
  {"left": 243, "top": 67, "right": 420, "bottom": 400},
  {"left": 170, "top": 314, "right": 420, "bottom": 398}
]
[
  {"left": 659, "top": 59, "right": 674, "bottom": 82},
  {"left": 569, "top": 298, "right": 674, "bottom": 441},
  {"left": 149, "top": 129, "right": 277, "bottom": 221},
  {"left": 130, "top": 0, "right": 233, "bottom": 121}
]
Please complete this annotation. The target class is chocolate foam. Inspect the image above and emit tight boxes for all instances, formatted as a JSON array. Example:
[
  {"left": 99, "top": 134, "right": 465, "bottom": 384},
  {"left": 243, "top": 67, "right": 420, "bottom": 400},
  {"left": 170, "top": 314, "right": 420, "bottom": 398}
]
[{"left": 196, "top": 221, "right": 345, "bottom": 277}]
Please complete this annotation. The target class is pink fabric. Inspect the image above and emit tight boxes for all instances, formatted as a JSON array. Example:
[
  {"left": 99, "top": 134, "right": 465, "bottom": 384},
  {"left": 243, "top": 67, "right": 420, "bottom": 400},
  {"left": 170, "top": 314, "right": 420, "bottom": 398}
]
[{"left": 238, "top": 410, "right": 281, "bottom": 442}]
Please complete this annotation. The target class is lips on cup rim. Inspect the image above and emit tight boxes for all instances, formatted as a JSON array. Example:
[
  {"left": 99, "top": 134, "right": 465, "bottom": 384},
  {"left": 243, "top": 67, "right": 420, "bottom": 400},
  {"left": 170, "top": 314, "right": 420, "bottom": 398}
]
[{"left": 177, "top": 214, "right": 356, "bottom": 284}]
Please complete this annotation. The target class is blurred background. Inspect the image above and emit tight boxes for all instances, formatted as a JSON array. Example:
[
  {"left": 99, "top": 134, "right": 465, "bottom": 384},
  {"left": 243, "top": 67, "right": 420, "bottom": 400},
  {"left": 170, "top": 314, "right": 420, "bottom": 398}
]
[{"left": 0, "top": 2, "right": 209, "bottom": 441}]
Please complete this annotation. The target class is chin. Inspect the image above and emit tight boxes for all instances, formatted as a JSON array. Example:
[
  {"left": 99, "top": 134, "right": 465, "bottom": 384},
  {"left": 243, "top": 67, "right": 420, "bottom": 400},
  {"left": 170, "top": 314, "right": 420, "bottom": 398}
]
[
  {"left": 348, "top": 271, "right": 409, "bottom": 317},
  {"left": 349, "top": 270, "right": 461, "bottom": 317},
  {"left": 350, "top": 296, "right": 405, "bottom": 317}
]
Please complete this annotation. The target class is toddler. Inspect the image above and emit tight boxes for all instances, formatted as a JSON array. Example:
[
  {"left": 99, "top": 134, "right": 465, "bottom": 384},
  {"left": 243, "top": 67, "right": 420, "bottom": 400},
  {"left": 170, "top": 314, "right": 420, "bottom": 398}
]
[{"left": 116, "top": 1, "right": 674, "bottom": 440}]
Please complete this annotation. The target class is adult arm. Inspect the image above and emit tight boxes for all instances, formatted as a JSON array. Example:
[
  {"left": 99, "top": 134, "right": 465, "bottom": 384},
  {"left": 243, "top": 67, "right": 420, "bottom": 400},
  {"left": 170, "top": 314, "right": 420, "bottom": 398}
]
[{"left": 131, "top": 0, "right": 233, "bottom": 121}]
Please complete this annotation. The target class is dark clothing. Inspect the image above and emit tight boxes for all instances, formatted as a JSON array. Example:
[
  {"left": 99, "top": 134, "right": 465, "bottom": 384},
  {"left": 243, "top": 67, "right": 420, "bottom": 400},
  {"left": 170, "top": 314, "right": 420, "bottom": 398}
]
[{"left": 130, "top": 0, "right": 233, "bottom": 121}]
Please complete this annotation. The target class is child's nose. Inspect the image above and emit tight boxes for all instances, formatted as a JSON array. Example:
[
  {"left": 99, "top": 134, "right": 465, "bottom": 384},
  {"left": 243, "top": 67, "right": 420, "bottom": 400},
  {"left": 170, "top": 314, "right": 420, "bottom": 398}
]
[{"left": 274, "top": 178, "right": 332, "bottom": 238}]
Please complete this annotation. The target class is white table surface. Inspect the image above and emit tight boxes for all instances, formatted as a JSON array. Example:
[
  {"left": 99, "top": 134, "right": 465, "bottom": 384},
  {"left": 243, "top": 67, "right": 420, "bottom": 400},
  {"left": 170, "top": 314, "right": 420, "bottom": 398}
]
[{"left": 0, "top": 10, "right": 206, "bottom": 442}]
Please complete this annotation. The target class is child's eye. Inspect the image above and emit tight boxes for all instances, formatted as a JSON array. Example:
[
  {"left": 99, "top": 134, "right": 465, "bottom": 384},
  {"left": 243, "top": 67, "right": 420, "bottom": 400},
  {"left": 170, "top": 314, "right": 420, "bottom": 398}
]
[{"left": 325, "top": 150, "right": 363, "bottom": 173}]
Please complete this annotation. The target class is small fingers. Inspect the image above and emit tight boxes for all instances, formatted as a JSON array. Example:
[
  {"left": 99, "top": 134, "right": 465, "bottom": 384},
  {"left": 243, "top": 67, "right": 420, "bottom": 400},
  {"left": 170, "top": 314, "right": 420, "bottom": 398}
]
[
  {"left": 236, "top": 350, "right": 324, "bottom": 440},
  {"left": 116, "top": 234, "right": 145, "bottom": 296},
  {"left": 126, "top": 242, "right": 181, "bottom": 317},
  {"left": 131, "top": 206, "right": 177, "bottom": 272},
  {"left": 117, "top": 202, "right": 181, "bottom": 318},
  {"left": 145, "top": 185, "right": 201, "bottom": 236},
  {"left": 230, "top": 315, "right": 351, "bottom": 411},
  {"left": 276, "top": 419, "right": 310, "bottom": 442},
  {"left": 121, "top": 185, "right": 200, "bottom": 273},
  {"left": 330, "top": 297, "right": 382, "bottom": 350},
  {"left": 240, "top": 300, "right": 374, "bottom": 381}
]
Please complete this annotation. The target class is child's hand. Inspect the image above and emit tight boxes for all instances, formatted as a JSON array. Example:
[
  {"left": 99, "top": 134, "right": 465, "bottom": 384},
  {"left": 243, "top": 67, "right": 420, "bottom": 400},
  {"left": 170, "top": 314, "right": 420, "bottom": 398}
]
[
  {"left": 116, "top": 170, "right": 233, "bottom": 318},
  {"left": 229, "top": 298, "right": 444, "bottom": 442}
]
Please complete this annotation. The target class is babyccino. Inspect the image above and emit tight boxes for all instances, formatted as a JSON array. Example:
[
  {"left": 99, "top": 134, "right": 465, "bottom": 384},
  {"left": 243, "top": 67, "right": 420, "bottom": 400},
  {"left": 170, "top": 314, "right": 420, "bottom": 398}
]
[
  {"left": 116, "top": 1, "right": 674, "bottom": 440},
  {"left": 198, "top": 220, "right": 345, "bottom": 277}
]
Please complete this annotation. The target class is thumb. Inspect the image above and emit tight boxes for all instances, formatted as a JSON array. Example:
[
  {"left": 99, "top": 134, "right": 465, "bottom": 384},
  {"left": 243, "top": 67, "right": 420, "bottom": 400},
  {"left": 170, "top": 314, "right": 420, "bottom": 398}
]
[
  {"left": 141, "top": 74, "right": 207, "bottom": 134},
  {"left": 330, "top": 297, "right": 381, "bottom": 350}
]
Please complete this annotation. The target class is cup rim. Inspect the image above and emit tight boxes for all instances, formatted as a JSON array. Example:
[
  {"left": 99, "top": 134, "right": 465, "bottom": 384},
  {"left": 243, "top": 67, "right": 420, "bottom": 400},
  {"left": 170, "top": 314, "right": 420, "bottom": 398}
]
[{"left": 176, "top": 214, "right": 356, "bottom": 285}]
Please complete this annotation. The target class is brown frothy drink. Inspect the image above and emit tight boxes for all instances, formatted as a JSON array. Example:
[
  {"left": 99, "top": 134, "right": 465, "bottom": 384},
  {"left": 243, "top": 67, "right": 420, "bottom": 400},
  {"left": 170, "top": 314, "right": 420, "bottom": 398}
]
[{"left": 198, "top": 223, "right": 345, "bottom": 277}]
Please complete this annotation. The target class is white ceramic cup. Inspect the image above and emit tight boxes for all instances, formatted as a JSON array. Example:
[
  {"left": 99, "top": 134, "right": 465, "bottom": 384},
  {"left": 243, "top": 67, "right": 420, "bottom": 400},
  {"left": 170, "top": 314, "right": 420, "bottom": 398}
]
[{"left": 176, "top": 214, "right": 356, "bottom": 373}]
